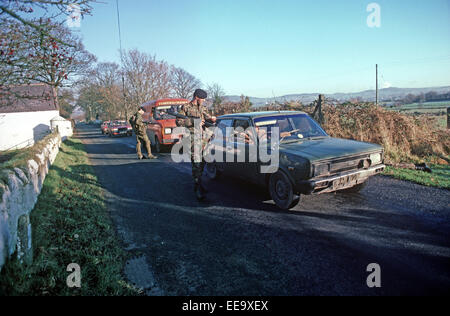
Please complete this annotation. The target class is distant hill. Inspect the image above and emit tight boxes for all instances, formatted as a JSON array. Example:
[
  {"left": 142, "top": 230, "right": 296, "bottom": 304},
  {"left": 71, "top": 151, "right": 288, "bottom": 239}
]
[{"left": 224, "top": 86, "right": 450, "bottom": 107}]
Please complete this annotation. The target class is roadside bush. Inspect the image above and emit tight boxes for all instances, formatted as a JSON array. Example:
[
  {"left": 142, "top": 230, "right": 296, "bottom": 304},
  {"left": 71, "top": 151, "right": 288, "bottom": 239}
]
[{"left": 318, "top": 103, "right": 449, "bottom": 164}]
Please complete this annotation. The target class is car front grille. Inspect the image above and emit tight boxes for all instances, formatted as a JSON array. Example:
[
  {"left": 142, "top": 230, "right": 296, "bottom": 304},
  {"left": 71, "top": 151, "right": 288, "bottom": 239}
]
[
  {"left": 118, "top": 128, "right": 127, "bottom": 133},
  {"left": 329, "top": 154, "right": 372, "bottom": 174}
]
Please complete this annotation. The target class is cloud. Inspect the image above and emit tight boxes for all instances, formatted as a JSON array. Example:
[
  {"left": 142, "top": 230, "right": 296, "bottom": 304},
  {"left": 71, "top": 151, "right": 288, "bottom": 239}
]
[{"left": 382, "top": 82, "right": 392, "bottom": 89}]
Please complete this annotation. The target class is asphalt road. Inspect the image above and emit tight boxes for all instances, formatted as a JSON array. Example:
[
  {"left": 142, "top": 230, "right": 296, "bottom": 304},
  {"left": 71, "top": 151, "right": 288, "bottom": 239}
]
[{"left": 77, "top": 124, "right": 450, "bottom": 296}]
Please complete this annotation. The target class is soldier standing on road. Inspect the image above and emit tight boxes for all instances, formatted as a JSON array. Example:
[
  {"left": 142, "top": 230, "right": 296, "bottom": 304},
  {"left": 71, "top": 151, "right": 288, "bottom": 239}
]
[
  {"left": 176, "top": 89, "right": 216, "bottom": 200},
  {"left": 130, "top": 106, "right": 157, "bottom": 160}
]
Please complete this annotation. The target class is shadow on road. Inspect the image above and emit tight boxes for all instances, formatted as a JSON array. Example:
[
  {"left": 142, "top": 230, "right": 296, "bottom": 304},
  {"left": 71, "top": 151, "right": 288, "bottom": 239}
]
[{"left": 73, "top": 124, "right": 450, "bottom": 296}]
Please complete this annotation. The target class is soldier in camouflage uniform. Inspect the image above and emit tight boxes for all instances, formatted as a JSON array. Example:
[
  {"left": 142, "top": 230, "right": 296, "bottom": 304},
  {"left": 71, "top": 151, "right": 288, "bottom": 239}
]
[
  {"left": 130, "top": 107, "right": 157, "bottom": 160},
  {"left": 176, "top": 89, "right": 216, "bottom": 200}
]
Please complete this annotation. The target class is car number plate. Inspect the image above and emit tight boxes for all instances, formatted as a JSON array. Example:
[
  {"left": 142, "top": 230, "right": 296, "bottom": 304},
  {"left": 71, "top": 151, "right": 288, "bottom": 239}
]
[{"left": 333, "top": 174, "right": 358, "bottom": 189}]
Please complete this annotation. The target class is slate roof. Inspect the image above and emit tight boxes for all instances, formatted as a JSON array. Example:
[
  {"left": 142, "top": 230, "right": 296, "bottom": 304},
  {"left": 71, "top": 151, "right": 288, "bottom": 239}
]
[{"left": 0, "top": 84, "right": 59, "bottom": 113}]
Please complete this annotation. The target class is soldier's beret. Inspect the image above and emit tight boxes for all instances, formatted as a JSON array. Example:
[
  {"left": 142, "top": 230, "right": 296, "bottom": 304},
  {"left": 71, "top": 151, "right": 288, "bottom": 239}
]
[{"left": 194, "top": 89, "right": 207, "bottom": 99}]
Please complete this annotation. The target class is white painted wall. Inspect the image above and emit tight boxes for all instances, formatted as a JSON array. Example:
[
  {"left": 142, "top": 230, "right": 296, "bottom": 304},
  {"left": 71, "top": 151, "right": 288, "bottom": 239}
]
[
  {"left": 0, "top": 110, "right": 59, "bottom": 151},
  {"left": 51, "top": 115, "right": 73, "bottom": 140}
]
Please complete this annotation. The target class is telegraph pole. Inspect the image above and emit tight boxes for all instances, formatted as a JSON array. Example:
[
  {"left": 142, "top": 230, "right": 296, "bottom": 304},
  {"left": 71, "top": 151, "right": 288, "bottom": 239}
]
[
  {"left": 116, "top": 0, "right": 127, "bottom": 120},
  {"left": 376, "top": 64, "right": 378, "bottom": 106}
]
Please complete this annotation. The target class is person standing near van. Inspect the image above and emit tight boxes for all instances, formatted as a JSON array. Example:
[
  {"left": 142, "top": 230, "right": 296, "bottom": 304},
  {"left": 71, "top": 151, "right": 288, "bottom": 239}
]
[{"left": 130, "top": 107, "right": 157, "bottom": 160}]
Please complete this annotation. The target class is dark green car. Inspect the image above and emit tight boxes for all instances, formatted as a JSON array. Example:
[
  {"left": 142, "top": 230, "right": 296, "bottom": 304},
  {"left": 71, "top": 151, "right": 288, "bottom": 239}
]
[{"left": 205, "top": 111, "right": 385, "bottom": 210}]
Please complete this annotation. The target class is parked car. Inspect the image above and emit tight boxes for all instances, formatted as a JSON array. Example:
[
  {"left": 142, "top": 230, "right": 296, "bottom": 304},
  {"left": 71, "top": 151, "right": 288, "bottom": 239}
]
[
  {"left": 101, "top": 121, "right": 110, "bottom": 134},
  {"left": 205, "top": 111, "right": 385, "bottom": 210},
  {"left": 141, "top": 98, "right": 188, "bottom": 152},
  {"left": 107, "top": 120, "right": 133, "bottom": 137}
]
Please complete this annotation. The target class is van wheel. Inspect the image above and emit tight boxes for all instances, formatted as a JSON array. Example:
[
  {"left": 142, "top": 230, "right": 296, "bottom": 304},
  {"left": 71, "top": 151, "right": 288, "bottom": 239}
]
[
  {"left": 206, "top": 162, "right": 221, "bottom": 180},
  {"left": 269, "top": 171, "right": 300, "bottom": 210}
]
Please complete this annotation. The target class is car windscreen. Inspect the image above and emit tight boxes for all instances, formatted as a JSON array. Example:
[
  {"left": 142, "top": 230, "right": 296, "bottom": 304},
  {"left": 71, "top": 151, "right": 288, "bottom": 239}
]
[
  {"left": 253, "top": 114, "right": 328, "bottom": 142},
  {"left": 154, "top": 105, "right": 180, "bottom": 120}
]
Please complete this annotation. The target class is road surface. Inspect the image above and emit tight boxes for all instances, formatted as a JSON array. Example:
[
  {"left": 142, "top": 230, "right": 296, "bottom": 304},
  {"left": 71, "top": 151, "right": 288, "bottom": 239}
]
[{"left": 77, "top": 124, "right": 450, "bottom": 296}]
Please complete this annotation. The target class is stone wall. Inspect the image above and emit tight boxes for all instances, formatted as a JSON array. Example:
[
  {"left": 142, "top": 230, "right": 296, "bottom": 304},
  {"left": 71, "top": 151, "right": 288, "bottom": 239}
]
[{"left": 0, "top": 132, "right": 61, "bottom": 270}]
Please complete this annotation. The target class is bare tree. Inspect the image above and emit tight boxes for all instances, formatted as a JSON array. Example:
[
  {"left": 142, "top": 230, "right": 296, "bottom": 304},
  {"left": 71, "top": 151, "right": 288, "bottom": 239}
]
[
  {"left": 92, "top": 62, "right": 125, "bottom": 119},
  {"left": 76, "top": 83, "right": 104, "bottom": 122},
  {"left": 59, "top": 88, "right": 76, "bottom": 119},
  {"left": 0, "top": 1, "right": 95, "bottom": 85},
  {"left": 0, "top": 0, "right": 95, "bottom": 31},
  {"left": 122, "top": 49, "right": 172, "bottom": 111},
  {"left": 207, "top": 83, "right": 226, "bottom": 114},
  {"left": 171, "top": 67, "right": 201, "bottom": 99}
]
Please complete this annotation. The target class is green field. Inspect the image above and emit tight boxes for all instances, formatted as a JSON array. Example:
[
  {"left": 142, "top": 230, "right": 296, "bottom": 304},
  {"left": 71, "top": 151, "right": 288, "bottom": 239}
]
[{"left": 387, "top": 101, "right": 450, "bottom": 114}]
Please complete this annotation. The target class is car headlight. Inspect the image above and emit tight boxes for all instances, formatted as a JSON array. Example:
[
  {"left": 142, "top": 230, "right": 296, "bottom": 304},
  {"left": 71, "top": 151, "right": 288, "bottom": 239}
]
[
  {"left": 314, "top": 164, "right": 329, "bottom": 177},
  {"left": 164, "top": 128, "right": 172, "bottom": 134},
  {"left": 370, "top": 153, "right": 382, "bottom": 165}
]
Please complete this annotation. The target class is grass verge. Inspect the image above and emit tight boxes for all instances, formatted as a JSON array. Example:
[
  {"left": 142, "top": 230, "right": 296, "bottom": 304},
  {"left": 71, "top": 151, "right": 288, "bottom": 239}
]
[
  {"left": 0, "top": 132, "right": 59, "bottom": 185},
  {"left": 384, "top": 164, "right": 450, "bottom": 190},
  {"left": 0, "top": 138, "right": 141, "bottom": 295}
]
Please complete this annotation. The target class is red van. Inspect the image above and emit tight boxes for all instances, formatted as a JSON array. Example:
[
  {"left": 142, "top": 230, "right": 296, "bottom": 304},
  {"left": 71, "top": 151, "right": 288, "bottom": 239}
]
[{"left": 141, "top": 98, "right": 188, "bottom": 152}]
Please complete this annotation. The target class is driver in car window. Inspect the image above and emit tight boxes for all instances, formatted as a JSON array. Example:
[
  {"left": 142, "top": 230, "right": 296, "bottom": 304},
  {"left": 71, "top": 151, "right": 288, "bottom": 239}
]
[
  {"left": 278, "top": 120, "right": 294, "bottom": 138},
  {"left": 237, "top": 126, "right": 268, "bottom": 144}
]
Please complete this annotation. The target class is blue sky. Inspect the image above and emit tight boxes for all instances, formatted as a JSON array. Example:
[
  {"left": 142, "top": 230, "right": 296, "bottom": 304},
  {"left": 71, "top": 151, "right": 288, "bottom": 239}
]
[{"left": 73, "top": 0, "right": 450, "bottom": 97}]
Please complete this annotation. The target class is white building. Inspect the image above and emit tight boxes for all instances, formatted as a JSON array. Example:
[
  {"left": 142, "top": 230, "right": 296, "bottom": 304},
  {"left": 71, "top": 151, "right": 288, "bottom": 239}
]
[{"left": 0, "top": 84, "right": 61, "bottom": 151}]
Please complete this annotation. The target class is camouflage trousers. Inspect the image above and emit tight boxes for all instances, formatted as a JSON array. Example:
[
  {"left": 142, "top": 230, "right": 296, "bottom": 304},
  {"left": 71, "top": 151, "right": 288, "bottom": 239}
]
[
  {"left": 136, "top": 134, "right": 152, "bottom": 158},
  {"left": 189, "top": 131, "right": 209, "bottom": 183}
]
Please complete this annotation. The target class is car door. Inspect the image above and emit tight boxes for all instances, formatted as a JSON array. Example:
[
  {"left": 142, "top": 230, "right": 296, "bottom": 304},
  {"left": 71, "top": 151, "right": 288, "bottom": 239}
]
[
  {"left": 208, "top": 118, "right": 233, "bottom": 173},
  {"left": 228, "top": 118, "right": 258, "bottom": 181}
]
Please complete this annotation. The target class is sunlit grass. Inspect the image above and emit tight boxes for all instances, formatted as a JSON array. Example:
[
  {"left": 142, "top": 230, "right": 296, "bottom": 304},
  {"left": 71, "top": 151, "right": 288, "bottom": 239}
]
[
  {"left": 384, "top": 164, "right": 450, "bottom": 189},
  {"left": 0, "top": 138, "right": 141, "bottom": 296}
]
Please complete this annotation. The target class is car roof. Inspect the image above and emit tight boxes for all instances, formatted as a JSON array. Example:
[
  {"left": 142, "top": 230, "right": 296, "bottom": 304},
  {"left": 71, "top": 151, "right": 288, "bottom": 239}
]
[{"left": 218, "top": 111, "right": 307, "bottom": 120}]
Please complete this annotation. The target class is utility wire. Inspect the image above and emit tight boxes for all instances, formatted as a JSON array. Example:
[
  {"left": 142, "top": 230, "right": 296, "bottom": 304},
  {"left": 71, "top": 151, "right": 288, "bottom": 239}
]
[
  {"left": 116, "top": 0, "right": 127, "bottom": 119},
  {"left": 116, "top": 0, "right": 124, "bottom": 60}
]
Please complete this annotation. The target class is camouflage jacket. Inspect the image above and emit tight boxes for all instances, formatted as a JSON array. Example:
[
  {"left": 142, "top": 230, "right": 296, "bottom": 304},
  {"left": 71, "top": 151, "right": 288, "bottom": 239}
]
[
  {"left": 132, "top": 111, "right": 147, "bottom": 136},
  {"left": 176, "top": 101, "right": 212, "bottom": 133}
]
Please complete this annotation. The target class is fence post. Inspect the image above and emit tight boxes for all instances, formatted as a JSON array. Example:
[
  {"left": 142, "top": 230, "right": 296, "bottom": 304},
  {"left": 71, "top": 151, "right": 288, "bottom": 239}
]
[
  {"left": 313, "top": 94, "right": 325, "bottom": 125},
  {"left": 447, "top": 107, "right": 449, "bottom": 129}
]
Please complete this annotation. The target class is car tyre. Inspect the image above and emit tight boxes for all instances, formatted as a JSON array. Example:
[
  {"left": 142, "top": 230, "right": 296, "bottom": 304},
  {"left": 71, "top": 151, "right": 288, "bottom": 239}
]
[
  {"left": 339, "top": 181, "right": 367, "bottom": 193},
  {"left": 269, "top": 171, "right": 300, "bottom": 210}
]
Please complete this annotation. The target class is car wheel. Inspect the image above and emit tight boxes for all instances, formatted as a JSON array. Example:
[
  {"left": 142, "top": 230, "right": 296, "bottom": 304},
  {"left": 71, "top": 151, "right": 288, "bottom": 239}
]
[
  {"left": 339, "top": 181, "right": 367, "bottom": 193},
  {"left": 206, "top": 162, "right": 221, "bottom": 180},
  {"left": 269, "top": 171, "right": 300, "bottom": 210}
]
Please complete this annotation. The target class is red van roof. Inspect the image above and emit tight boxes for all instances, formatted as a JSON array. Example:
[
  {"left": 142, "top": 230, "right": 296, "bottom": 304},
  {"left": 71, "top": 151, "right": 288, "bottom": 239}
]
[{"left": 141, "top": 98, "right": 188, "bottom": 109}]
